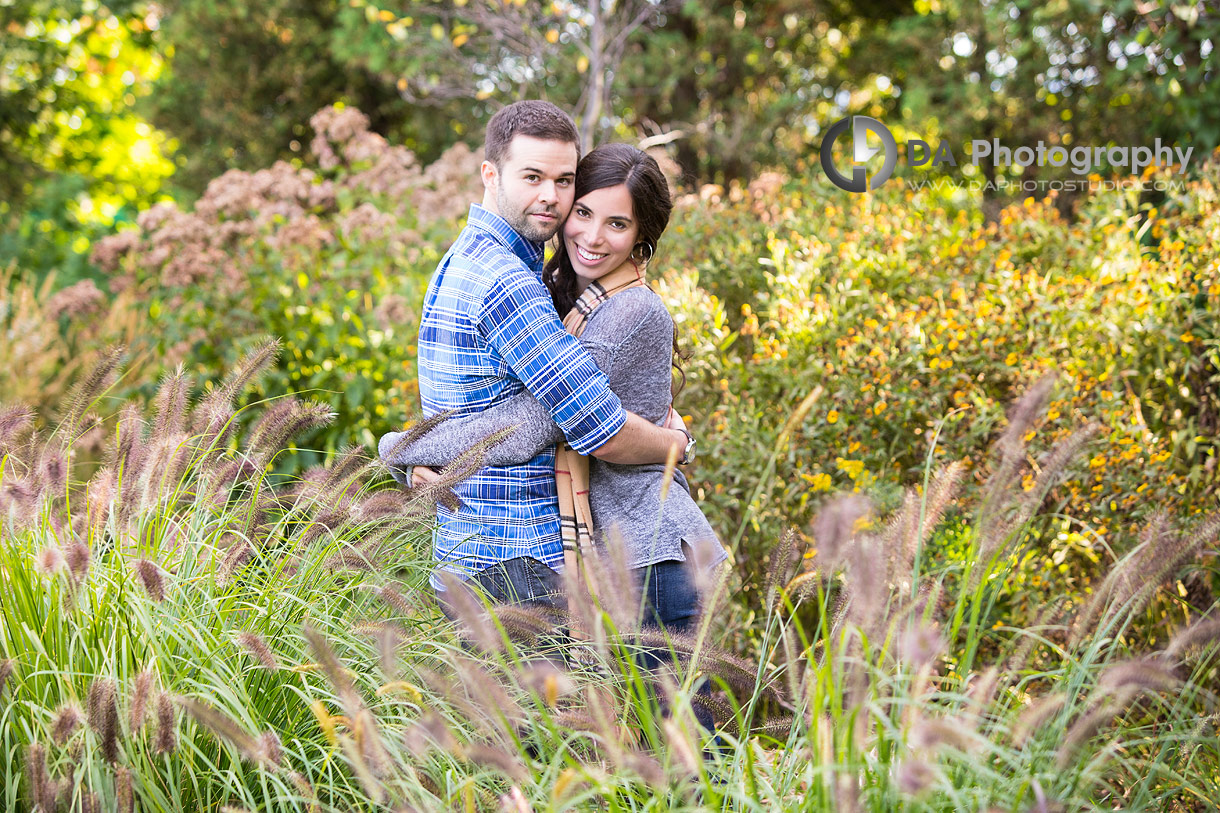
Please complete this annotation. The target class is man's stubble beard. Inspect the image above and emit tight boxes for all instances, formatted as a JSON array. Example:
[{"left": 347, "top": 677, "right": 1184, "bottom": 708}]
[{"left": 496, "top": 184, "right": 561, "bottom": 244}]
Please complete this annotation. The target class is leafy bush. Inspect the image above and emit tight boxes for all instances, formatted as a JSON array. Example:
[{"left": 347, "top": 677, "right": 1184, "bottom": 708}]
[
  {"left": 83, "top": 105, "right": 482, "bottom": 471},
  {"left": 658, "top": 160, "right": 1220, "bottom": 622}
]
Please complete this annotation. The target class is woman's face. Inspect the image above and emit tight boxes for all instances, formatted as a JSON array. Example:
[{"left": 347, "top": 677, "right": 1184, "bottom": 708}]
[{"left": 562, "top": 183, "right": 639, "bottom": 287}]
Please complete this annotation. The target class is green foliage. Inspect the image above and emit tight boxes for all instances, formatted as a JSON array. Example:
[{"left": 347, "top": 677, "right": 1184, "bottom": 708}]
[
  {"left": 148, "top": 0, "right": 418, "bottom": 195},
  {"left": 844, "top": 0, "right": 1220, "bottom": 193},
  {"left": 0, "top": 0, "right": 177, "bottom": 285},
  {"left": 82, "top": 105, "right": 481, "bottom": 473},
  {"left": 2, "top": 349, "right": 1217, "bottom": 809},
  {"left": 658, "top": 161, "right": 1219, "bottom": 615}
]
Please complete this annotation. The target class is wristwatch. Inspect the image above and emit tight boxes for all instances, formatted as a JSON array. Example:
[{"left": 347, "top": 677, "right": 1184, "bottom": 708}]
[{"left": 678, "top": 427, "right": 697, "bottom": 465}]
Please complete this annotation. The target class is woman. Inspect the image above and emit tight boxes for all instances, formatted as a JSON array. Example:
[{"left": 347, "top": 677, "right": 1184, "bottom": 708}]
[{"left": 382, "top": 143, "right": 728, "bottom": 637}]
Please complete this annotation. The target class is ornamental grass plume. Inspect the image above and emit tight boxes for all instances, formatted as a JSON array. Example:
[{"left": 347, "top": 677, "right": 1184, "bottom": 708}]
[
  {"left": 177, "top": 696, "right": 280, "bottom": 769},
  {"left": 64, "top": 541, "right": 91, "bottom": 584},
  {"left": 883, "top": 459, "right": 965, "bottom": 592},
  {"left": 1165, "top": 612, "right": 1220, "bottom": 659},
  {"left": 236, "top": 631, "right": 278, "bottom": 671},
  {"left": 211, "top": 337, "right": 282, "bottom": 409},
  {"left": 243, "top": 396, "right": 335, "bottom": 466},
  {"left": 35, "top": 544, "right": 66, "bottom": 575},
  {"left": 129, "top": 669, "right": 155, "bottom": 732},
  {"left": 0, "top": 402, "right": 35, "bottom": 455},
  {"left": 151, "top": 363, "right": 191, "bottom": 438},
  {"left": 132, "top": 559, "right": 166, "bottom": 602},
  {"left": 24, "top": 743, "right": 59, "bottom": 813},
  {"left": 115, "top": 766, "right": 134, "bottom": 813},
  {"left": 51, "top": 703, "right": 83, "bottom": 746},
  {"left": 153, "top": 691, "right": 177, "bottom": 755},
  {"left": 56, "top": 344, "right": 125, "bottom": 450},
  {"left": 87, "top": 676, "right": 119, "bottom": 763},
  {"left": 1070, "top": 510, "right": 1220, "bottom": 647}
]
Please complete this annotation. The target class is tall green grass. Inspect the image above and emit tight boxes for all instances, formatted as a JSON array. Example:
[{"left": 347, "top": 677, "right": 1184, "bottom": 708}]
[{"left": 1, "top": 347, "right": 1217, "bottom": 811}]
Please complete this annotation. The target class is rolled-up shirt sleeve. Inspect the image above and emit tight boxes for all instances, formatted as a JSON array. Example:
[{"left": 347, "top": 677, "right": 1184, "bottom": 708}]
[{"left": 477, "top": 267, "right": 626, "bottom": 454}]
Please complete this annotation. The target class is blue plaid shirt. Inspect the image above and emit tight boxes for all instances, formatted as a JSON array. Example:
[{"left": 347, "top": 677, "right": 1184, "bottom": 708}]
[{"left": 418, "top": 204, "right": 627, "bottom": 588}]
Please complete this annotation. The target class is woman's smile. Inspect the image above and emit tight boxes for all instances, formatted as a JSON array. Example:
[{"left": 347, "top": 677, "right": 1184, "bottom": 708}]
[{"left": 563, "top": 183, "right": 639, "bottom": 288}]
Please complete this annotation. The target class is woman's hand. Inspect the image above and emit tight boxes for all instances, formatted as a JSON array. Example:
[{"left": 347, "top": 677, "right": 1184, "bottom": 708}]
[
  {"left": 664, "top": 406, "right": 689, "bottom": 434},
  {"left": 412, "top": 465, "right": 443, "bottom": 488}
]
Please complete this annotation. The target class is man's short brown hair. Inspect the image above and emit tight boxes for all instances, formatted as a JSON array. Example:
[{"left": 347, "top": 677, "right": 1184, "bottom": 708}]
[{"left": 484, "top": 101, "right": 579, "bottom": 169}]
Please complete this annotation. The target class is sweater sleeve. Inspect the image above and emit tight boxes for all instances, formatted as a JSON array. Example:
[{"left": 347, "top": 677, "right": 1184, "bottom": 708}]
[
  {"left": 379, "top": 390, "right": 563, "bottom": 469},
  {"left": 379, "top": 340, "right": 616, "bottom": 470}
]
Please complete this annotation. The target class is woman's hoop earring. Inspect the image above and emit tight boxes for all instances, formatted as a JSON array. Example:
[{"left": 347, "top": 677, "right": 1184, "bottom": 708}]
[{"left": 634, "top": 242, "right": 654, "bottom": 264}]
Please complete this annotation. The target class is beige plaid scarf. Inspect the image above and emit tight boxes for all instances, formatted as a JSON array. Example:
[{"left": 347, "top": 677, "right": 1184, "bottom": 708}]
[{"left": 556, "top": 259, "right": 647, "bottom": 583}]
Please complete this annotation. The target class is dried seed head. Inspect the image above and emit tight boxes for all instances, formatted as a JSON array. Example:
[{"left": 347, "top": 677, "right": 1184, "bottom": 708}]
[
  {"left": 1012, "top": 693, "right": 1068, "bottom": 747},
  {"left": 133, "top": 559, "right": 166, "bottom": 602},
  {"left": 898, "top": 623, "right": 945, "bottom": 669},
  {"left": 0, "top": 402, "right": 35, "bottom": 455},
  {"left": 908, "top": 717, "right": 972, "bottom": 751},
  {"left": 375, "top": 583, "right": 414, "bottom": 615},
  {"left": 36, "top": 544, "right": 66, "bottom": 575},
  {"left": 87, "top": 676, "right": 119, "bottom": 762},
  {"left": 51, "top": 703, "right": 83, "bottom": 745},
  {"left": 65, "top": 541, "right": 92, "bottom": 583},
  {"left": 115, "top": 764, "right": 135, "bottom": 813},
  {"left": 217, "top": 539, "right": 254, "bottom": 585},
  {"left": 811, "top": 493, "right": 871, "bottom": 568},
  {"left": 466, "top": 742, "right": 527, "bottom": 783},
  {"left": 130, "top": 670, "right": 155, "bottom": 732},
  {"left": 152, "top": 364, "right": 192, "bottom": 439},
  {"left": 896, "top": 758, "right": 935, "bottom": 796},
  {"left": 1166, "top": 613, "right": 1220, "bottom": 659},
  {"left": 1056, "top": 697, "right": 1127, "bottom": 770},
  {"left": 661, "top": 718, "right": 700, "bottom": 777},
  {"left": 154, "top": 691, "right": 177, "bottom": 755},
  {"left": 1097, "top": 658, "right": 1182, "bottom": 695},
  {"left": 25, "top": 742, "right": 57, "bottom": 812},
  {"left": 0, "top": 659, "right": 12, "bottom": 696},
  {"left": 237, "top": 632, "right": 278, "bottom": 670},
  {"left": 499, "top": 785, "right": 533, "bottom": 813},
  {"left": 178, "top": 696, "right": 265, "bottom": 765},
  {"left": 257, "top": 730, "right": 283, "bottom": 768}
]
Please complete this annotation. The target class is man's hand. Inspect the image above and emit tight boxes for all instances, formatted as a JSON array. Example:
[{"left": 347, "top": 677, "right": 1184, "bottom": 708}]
[{"left": 412, "top": 465, "right": 442, "bottom": 488}]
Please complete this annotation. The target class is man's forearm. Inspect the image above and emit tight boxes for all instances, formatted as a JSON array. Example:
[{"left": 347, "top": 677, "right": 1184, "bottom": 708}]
[{"left": 589, "top": 411, "right": 686, "bottom": 464}]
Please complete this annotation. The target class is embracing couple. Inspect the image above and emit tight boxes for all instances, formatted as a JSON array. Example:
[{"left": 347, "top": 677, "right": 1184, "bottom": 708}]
[{"left": 379, "top": 100, "right": 728, "bottom": 643}]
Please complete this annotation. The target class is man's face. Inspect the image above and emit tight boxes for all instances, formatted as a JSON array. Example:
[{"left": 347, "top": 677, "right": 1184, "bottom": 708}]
[{"left": 483, "top": 134, "right": 578, "bottom": 243}]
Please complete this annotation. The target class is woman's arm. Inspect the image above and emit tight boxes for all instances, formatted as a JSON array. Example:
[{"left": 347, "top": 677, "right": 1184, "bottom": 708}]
[
  {"left": 378, "top": 389, "right": 565, "bottom": 472},
  {"left": 378, "top": 293, "right": 666, "bottom": 475}
]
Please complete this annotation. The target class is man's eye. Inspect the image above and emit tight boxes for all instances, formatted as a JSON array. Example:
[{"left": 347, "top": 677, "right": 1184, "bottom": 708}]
[
  {"left": 557, "top": 178, "right": 572, "bottom": 186},
  {"left": 525, "top": 175, "right": 539, "bottom": 182}
]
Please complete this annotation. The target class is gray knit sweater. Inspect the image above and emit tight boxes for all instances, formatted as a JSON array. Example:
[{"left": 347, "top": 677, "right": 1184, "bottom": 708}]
[{"left": 378, "top": 286, "right": 727, "bottom": 573}]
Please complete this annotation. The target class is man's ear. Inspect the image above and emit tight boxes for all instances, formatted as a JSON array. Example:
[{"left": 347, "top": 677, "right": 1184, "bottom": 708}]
[{"left": 480, "top": 159, "right": 499, "bottom": 193}]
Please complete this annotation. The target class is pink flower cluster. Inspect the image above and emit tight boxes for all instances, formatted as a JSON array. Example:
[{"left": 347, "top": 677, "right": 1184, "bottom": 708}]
[{"left": 90, "top": 105, "right": 483, "bottom": 301}]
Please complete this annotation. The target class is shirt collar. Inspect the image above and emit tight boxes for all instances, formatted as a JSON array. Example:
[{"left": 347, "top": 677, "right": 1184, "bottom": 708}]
[{"left": 466, "top": 203, "right": 545, "bottom": 275}]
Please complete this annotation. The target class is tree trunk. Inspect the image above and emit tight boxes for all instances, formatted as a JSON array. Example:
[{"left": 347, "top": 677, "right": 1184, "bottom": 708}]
[{"left": 580, "top": 0, "right": 605, "bottom": 152}]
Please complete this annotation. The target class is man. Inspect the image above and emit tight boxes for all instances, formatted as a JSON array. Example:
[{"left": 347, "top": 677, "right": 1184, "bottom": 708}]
[{"left": 381, "top": 101, "right": 691, "bottom": 611}]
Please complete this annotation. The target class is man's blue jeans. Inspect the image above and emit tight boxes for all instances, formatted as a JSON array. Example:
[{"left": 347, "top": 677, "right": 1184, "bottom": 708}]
[
  {"left": 435, "top": 555, "right": 716, "bottom": 735},
  {"left": 434, "top": 556, "right": 565, "bottom": 621}
]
